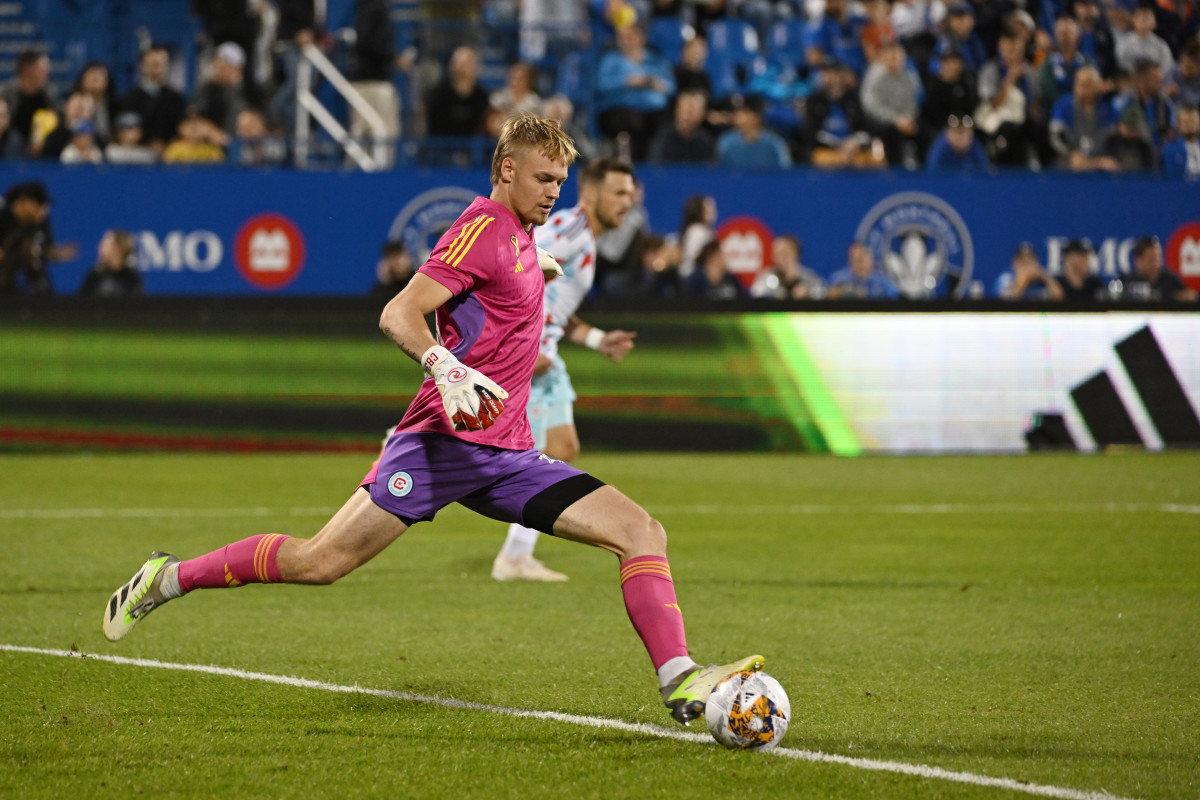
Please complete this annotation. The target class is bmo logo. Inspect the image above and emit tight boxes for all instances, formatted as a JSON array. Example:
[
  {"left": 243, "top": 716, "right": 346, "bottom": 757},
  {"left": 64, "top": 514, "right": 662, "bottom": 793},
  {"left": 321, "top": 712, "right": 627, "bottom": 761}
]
[
  {"left": 717, "top": 215, "right": 773, "bottom": 288},
  {"left": 1166, "top": 221, "right": 1200, "bottom": 291},
  {"left": 138, "top": 230, "right": 223, "bottom": 272},
  {"left": 234, "top": 213, "right": 306, "bottom": 290}
]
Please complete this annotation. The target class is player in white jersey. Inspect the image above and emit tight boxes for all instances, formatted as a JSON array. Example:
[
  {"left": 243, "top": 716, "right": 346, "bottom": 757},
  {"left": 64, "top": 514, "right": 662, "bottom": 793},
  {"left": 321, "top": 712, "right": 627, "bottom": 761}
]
[{"left": 491, "top": 157, "right": 639, "bottom": 581}]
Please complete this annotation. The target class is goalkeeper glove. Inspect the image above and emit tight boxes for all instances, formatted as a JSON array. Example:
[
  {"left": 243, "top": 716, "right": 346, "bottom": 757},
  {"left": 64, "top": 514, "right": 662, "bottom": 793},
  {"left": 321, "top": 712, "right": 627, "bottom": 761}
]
[
  {"left": 537, "top": 246, "right": 563, "bottom": 280},
  {"left": 421, "top": 345, "right": 508, "bottom": 432}
]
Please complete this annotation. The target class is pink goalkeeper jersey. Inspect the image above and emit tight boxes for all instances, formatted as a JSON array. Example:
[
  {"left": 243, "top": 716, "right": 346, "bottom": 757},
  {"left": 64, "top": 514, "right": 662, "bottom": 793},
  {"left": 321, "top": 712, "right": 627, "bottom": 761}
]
[{"left": 394, "top": 196, "right": 545, "bottom": 450}]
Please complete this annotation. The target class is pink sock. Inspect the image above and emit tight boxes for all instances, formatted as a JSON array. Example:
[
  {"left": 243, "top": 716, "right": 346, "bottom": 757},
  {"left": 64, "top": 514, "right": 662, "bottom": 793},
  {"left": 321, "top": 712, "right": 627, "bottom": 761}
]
[
  {"left": 620, "top": 555, "right": 690, "bottom": 670},
  {"left": 177, "top": 534, "right": 288, "bottom": 593}
]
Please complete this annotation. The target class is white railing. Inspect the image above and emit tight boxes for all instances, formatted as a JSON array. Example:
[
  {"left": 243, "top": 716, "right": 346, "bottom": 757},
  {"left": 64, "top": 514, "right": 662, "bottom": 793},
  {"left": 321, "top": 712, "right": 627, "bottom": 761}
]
[{"left": 294, "top": 42, "right": 390, "bottom": 171}]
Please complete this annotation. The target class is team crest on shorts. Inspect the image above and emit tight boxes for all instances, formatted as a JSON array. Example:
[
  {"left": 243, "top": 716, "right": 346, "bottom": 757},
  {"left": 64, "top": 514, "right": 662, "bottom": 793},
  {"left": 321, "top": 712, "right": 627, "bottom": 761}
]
[
  {"left": 388, "top": 186, "right": 479, "bottom": 263},
  {"left": 387, "top": 471, "right": 414, "bottom": 497},
  {"left": 854, "top": 191, "right": 974, "bottom": 298}
]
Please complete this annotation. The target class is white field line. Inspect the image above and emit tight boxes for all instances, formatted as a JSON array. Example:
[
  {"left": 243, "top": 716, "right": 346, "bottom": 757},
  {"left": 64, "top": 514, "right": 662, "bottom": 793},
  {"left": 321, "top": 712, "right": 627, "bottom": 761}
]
[
  {"left": 1, "top": 643, "right": 1138, "bottom": 800},
  {"left": 0, "top": 502, "right": 1198, "bottom": 521}
]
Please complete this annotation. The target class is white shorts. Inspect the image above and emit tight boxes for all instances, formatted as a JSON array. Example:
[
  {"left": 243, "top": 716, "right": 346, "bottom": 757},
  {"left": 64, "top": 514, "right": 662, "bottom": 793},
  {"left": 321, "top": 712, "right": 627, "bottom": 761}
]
[{"left": 528, "top": 357, "right": 577, "bottom": 451}]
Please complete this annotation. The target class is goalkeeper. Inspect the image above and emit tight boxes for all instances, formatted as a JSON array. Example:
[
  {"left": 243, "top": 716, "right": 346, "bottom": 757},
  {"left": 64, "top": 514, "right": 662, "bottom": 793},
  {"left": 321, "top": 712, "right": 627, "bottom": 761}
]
[
  {"left": 103, "top": 114, "right": 764, "bottom": 726},
  {"left": 490, "top": 156, "right": 638, "bottom": 582}
]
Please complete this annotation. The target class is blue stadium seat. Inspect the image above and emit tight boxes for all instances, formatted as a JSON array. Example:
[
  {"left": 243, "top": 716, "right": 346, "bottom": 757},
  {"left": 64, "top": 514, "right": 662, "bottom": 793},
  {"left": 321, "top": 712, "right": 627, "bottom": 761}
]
[
  {"left": 647, "top": 17, "right": 695, "bottom": 62},
  {"left": 706, "top": 17, "right": 761, "bottom": 67},
  {"left": 765, "top": 18, "right": 807, "bottom": 68}
]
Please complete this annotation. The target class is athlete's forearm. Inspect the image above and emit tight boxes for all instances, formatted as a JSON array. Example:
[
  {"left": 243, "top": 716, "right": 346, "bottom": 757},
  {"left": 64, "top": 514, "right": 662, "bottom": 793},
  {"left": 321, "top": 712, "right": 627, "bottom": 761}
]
[
  {"left": 379, "top": 273, "right": 453, "bottom": 364},
  {"left": 380, "top": 301, "right": 437, "bottom": 363}
]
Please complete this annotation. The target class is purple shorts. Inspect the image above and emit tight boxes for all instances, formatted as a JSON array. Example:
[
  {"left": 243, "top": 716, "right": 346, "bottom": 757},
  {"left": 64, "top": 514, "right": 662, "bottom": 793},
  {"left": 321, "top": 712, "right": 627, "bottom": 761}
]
[{"left": 361, "top": 431, "right": 604, "bottom": 532}]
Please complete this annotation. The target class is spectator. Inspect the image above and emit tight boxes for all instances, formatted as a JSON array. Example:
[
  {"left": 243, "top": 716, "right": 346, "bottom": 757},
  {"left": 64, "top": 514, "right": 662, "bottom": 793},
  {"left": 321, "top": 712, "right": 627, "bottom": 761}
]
[
  {"left": 828, "top": 242, "right": 900, "bottom": 298},
  {"left": 889, "top": 0, "right": 946, "bottom": 72},
  {"left": 1165, "top": 40, "right": 1200, "bottom": 107},
  {"left": 1162, "top": 104, "right": 1200, "bottom": 178},
  {"left": 931, "top": 3, "right": 986, "bottom": 76},
  {"left": 676, "top": 193, "right": 717, "bottom": 279},
  {"left": 687, "top": 239, "right": 746, "bottom": 300},
  {"left": 674, "top": 34, "right": 713, "bottom": 99},
  {"left": 192, "top": 0, "right": 263, "bottom": 105},
  {"left": 596, "top": 23, "right": 675, "bottom": 160},
  {"left": 1112, "top": 59, "right": 1177, "bottom": 147},
  {"left": 0, "top": 49, "right": 56, "bottom": 154},
  {"left": 1057, "top": 239, "right": 1105, "bottom": 300},
  {"left": 0, "top": 98, "right": 24, "bottom": 159},
  {"left": 105, "top": 112, "right": 159, "bottom": 164},
  {"left": 71, "top": 61, "right": 117, "bottom": 143},
  {"left": 79, "top": 229, "right": 142, "bottom": 297},
  {"left": 349, "top": 0, "right": 400, "bottom": 168},
  {"left": 634, "top": 233, "right": 683, "bottom": 298},
  {"left": 191, "top": 41, "right": 251, "bottom": 137},
  {"left": 1071, "top": 0, "right": 1117, "bottom": 79},
  {"left": 805, "top": 59, "right": 875, "bottom": 167},
  {"left": 425, "top": 45, "right": 491, "bottom": 137},
  {"left": 1115, "top": 1, "right": 1174, "bottom": 75},
  {"left": 1125, "top": 234, "right": 1197, "bottom": 300},
  {"left": 121, "top": 44, "right": 187, "bottom": 152},
  {"left": 163, "top": 110, "right": 226, "bottom": 163},
  {"left": 804, "top": 0, "right": 868, "bottom": 78},
  {"left": 41, "top": 91, "right": 96, "bottom": 161},
  {"left": 716, "top": 93, "right": 792, "bottom": 168},
  {"left": 1144, "top": 0, "right": 1193, "bottom": 57},
  {"left": 60, "top": 119, "right": 104, "bottom": 164},
  {"left": 922, "top": 49, "right": 979, "bottom": 136},
  {"left": 233, "top": 107, "right": 288, "bottom": 166},
  {"left": 976, "top": 26, "right": 1040, "bottom": 166},
  {"left": 861, "top": 40, "right": 923, "bottom": 167},
  {"left": 926, "top": 113, "right": 990, "bottom": 170},
  {"left": 1039, "top": 16, "right": 1093, "bottom": 112},
  {"left": 488, "top": 63, "right": 543, "bottom": 138},
  {"left": 1099, "top": 102, "right": 1158, "bottom": 169},
  {"left": 860, "top": 0, "right": 898, "bottom": 66},
  {"left": 542, "top": 93, "right": 600, "bottom": 162},
  {"left": 369, "top": 240, "right": 415, "bottom": 300},
  {"left": 1050, "top": 65, "right": 1118, "bottom": 169},
  {"left": 995, "top": 241, "right": 1064, "bottom": 299},
  {"left": 0, "top": 181, "right": 77, "bottom": 295},
  {"left": 269, "top": 0, "right": 320, "bottom": 133},
  {"left": 750, "top": 234, "right": 826, "bottom": 299},
  {"left": 649, "top": 89, "right": 717, "bottom": 163}
]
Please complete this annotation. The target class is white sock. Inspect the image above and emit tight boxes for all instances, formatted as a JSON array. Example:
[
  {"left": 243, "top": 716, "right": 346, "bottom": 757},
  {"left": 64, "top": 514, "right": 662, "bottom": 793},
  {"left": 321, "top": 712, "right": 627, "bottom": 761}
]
[
  {"left": 499, "top": 523, "right": 539, "bottom": 560},
  {"left": 657, "top": 656, "right": 698, "bottom": 688},
  {"left": 159, "top": 562, "right": 182, "bottom": 600}
]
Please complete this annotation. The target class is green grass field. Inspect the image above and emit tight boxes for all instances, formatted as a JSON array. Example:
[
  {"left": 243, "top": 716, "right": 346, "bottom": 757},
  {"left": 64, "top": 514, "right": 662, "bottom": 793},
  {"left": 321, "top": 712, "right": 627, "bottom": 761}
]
[{"left": 2, "top": 452, "right": 1198, "bottom": 799}]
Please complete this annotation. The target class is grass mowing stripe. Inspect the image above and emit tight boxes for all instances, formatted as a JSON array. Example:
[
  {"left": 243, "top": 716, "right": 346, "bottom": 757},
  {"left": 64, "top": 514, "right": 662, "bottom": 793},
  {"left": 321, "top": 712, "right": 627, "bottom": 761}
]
[
  {"left": 2, "top": 502, "right": 1197, "bottom": 520},
  {"left": 0, "top": 644, "right": 1141, "bottom": 800}
]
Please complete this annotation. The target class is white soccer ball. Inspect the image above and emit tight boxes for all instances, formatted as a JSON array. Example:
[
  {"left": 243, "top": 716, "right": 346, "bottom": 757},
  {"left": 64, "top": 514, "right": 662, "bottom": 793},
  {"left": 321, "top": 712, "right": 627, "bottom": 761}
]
[{"left": 705, "top": 670, "right": 791, "bottom": 751}]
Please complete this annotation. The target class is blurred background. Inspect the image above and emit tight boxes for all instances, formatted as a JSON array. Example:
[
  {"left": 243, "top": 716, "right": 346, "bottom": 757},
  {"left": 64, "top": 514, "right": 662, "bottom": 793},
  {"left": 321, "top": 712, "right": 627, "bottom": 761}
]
[{"left": 0, "top": 0, "right": 1197, "bottom": 456}]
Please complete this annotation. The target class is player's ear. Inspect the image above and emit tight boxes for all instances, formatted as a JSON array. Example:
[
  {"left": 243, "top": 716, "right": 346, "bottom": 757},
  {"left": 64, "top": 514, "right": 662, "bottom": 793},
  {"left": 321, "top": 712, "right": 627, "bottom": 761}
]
[{"left": 500, "top": 156, "right": 516, "bottom": 184}]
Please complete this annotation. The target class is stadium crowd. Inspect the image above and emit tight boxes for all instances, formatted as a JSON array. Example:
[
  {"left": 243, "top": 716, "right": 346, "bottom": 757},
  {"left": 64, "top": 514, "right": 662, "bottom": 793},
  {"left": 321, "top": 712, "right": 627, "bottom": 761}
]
[
  {"left": 0, "top": 0, "right": 1196, "bottom": 300},
  {"left": 0, "top": 0, "right": 1196, "bottom": 174}
]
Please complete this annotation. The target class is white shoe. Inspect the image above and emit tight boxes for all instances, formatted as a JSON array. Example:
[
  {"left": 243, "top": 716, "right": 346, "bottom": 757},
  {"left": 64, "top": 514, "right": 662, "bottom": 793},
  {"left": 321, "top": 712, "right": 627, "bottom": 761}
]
[
  {"left": 491, "top": 554, "right": 568, "bottom": 582},
  {"left": 102, "top": 552, "right": 180, "bottom": 641}
]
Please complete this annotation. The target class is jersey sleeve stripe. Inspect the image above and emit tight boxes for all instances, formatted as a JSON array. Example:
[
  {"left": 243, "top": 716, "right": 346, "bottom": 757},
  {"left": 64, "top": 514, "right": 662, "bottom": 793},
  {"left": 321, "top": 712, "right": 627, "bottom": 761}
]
[
  {"left": 446, "top": 215, "right": 495, "bottom": 267},
  {"left": 443, "top": 214, "right": 487, "bottom": 265}
]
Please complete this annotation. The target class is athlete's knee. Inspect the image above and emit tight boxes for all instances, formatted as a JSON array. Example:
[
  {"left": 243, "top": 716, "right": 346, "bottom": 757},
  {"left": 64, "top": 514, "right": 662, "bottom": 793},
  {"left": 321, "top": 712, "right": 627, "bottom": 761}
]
[
  {"left": 543, "top": 427, "right": 581, "bottom": 462},
  {"left": 617, "top": 511, "right": 667, "bottom": 558},
  {"left": 544, "top": 438, "right": 580, "bottom": 462}
]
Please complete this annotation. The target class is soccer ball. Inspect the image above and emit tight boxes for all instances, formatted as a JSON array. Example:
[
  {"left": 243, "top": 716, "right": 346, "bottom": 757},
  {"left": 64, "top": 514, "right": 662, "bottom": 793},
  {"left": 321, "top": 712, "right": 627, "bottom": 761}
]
[{"left": 705, "top": 670, "right": 790, "bottom": 751}]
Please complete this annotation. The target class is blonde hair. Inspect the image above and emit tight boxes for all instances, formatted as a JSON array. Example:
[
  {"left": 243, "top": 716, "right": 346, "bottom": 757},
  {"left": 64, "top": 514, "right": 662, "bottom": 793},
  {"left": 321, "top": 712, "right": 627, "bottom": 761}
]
[{"left": 490, "top": 112, "right": 579, "bottom": 185}]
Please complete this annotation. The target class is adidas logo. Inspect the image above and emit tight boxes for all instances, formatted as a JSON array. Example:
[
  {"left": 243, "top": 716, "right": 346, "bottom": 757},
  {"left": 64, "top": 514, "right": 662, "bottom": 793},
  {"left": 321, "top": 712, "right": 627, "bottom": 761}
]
[{"left": 1027, "top": 326, "right": 1200, "bottom": 450}]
